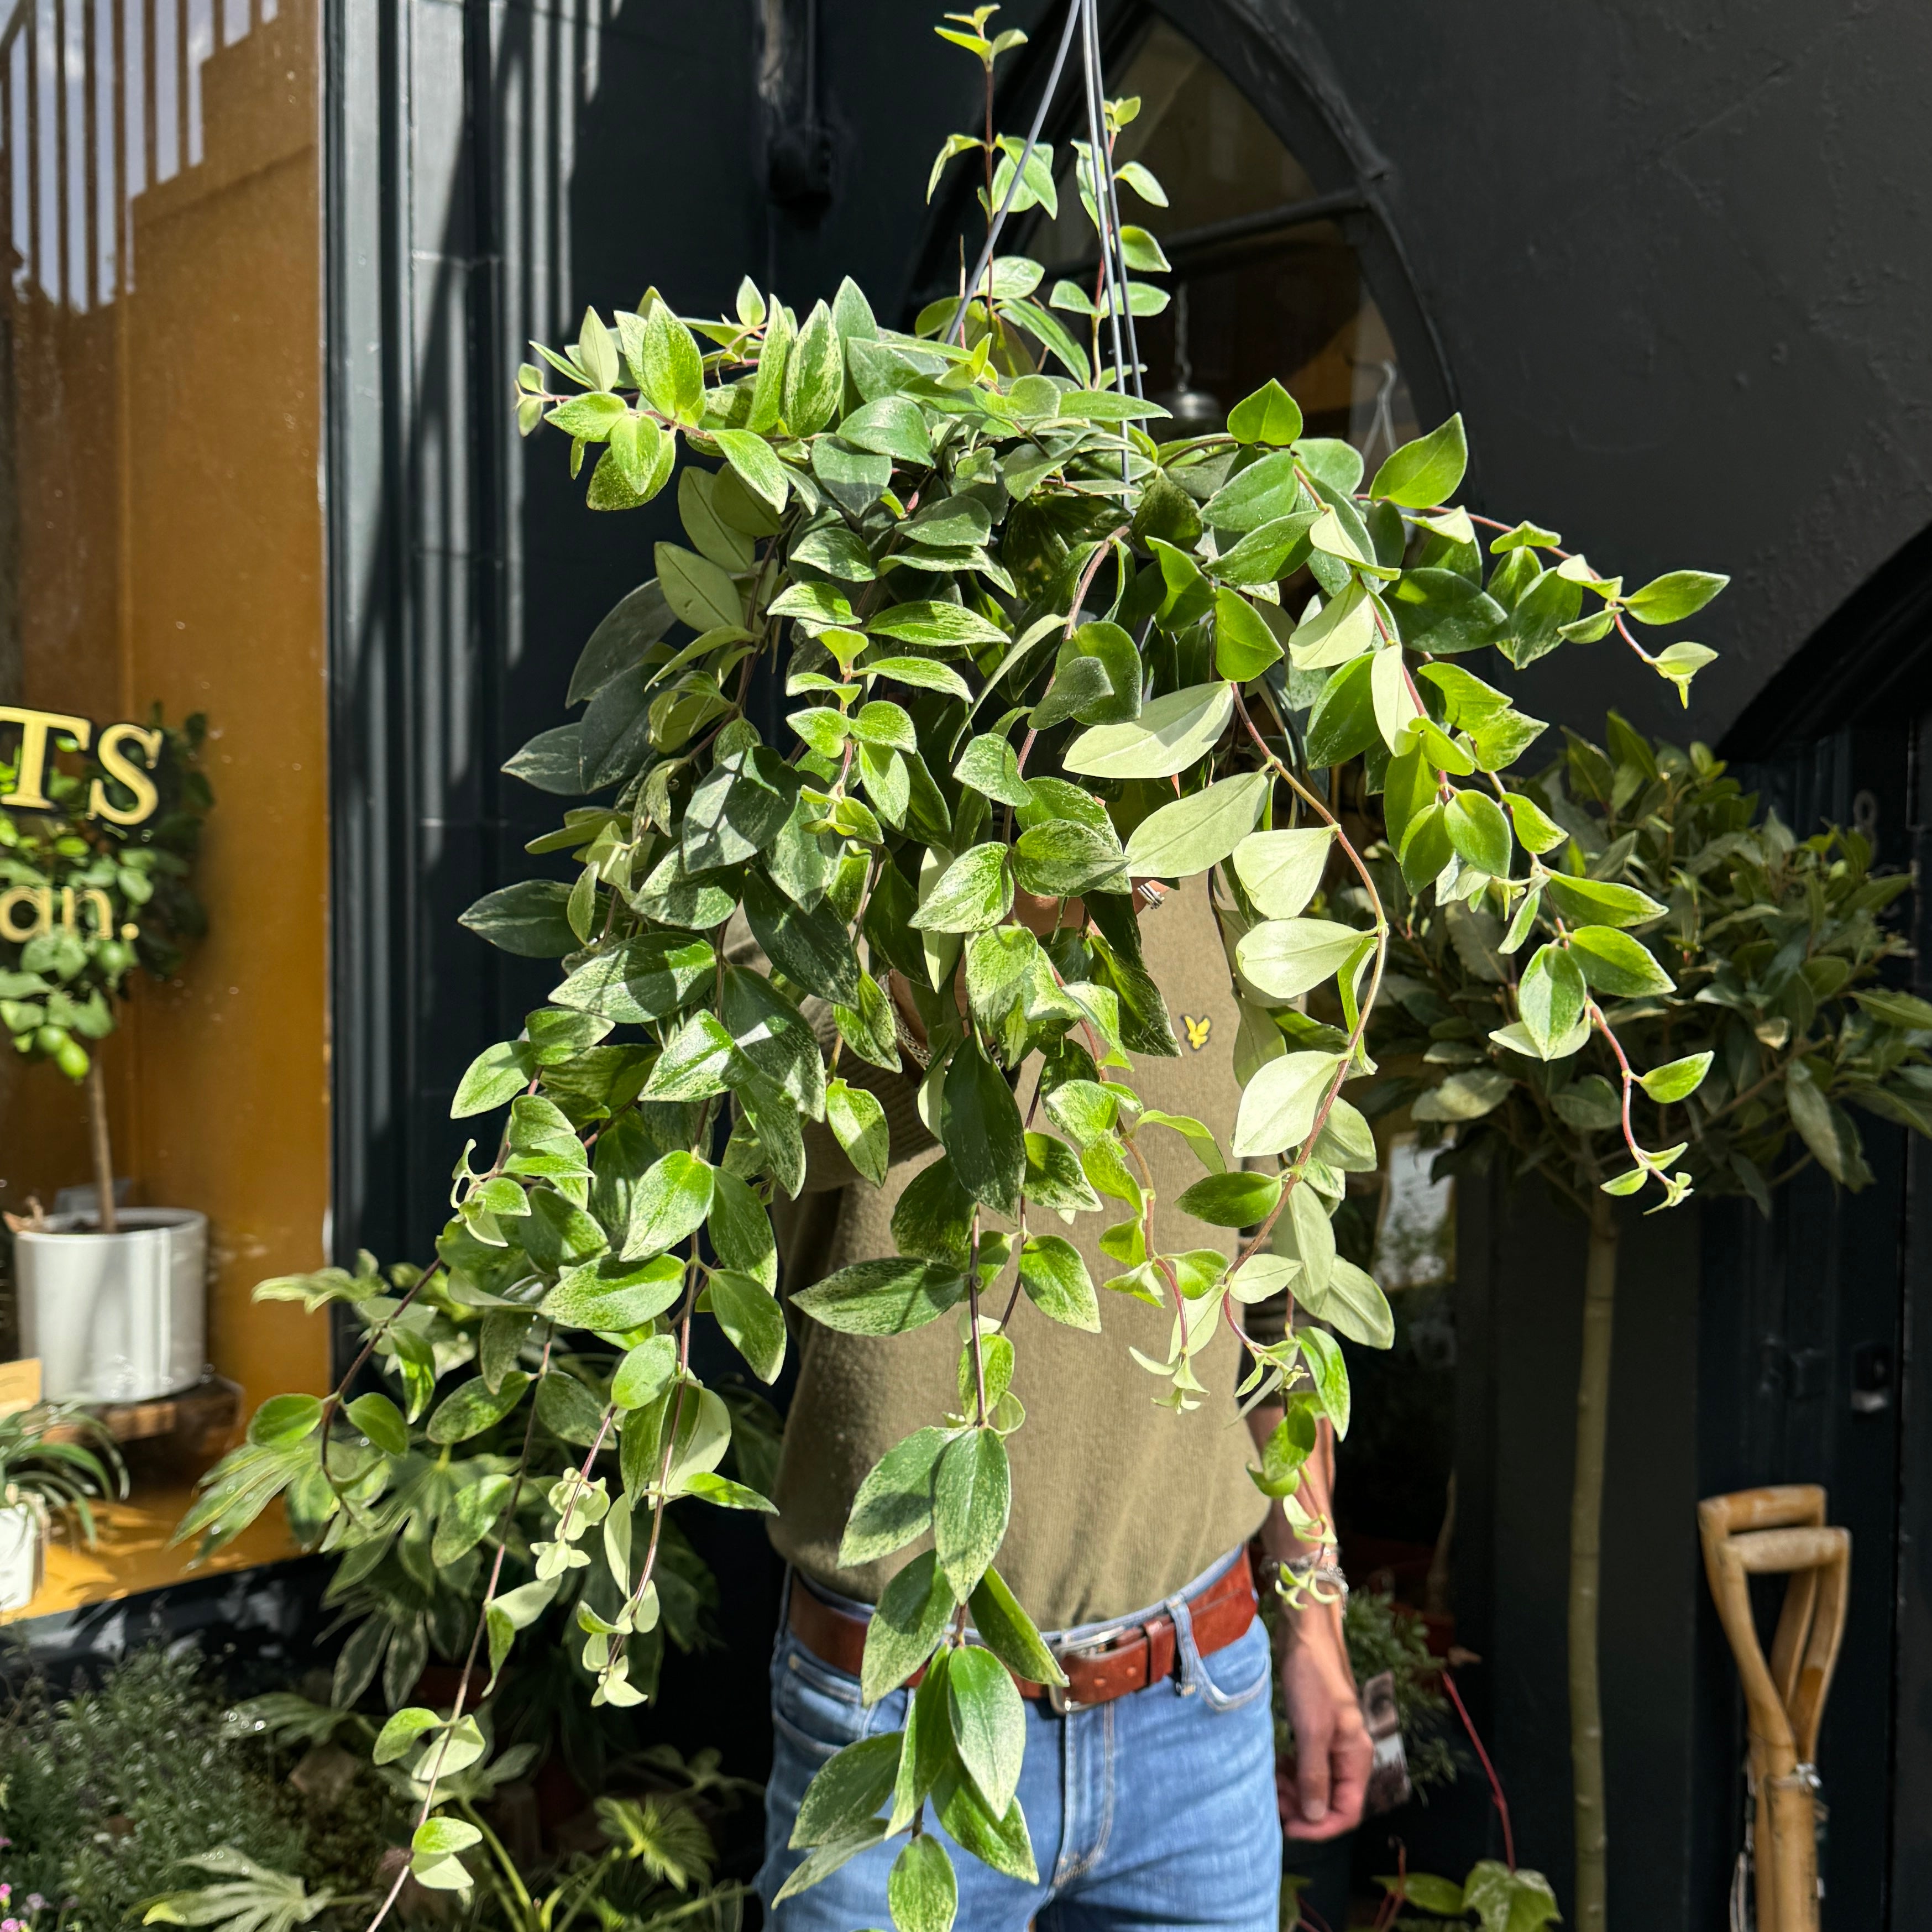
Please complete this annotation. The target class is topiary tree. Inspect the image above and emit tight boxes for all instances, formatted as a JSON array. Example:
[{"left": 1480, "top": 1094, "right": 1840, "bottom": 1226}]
[
  {"left": 180, "top": 11, "right": 1736, "bottom": 1926},
  {"left": 1362, "top": 717, "right": 1932, "bottom": 1923},
  {"left": 0, "top": 710, "right": 210, "bottom": 1231}
]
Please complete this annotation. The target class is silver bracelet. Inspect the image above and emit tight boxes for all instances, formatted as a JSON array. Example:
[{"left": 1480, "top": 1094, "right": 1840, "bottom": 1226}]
[{"left": 1263, "top": 1554, "right": 1349, "bottom": 1605}]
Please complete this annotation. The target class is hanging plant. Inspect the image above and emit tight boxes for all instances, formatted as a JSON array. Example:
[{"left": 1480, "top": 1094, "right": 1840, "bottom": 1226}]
[{"left": 182, "top": 6, "right": 1745, "bottom": 1925}]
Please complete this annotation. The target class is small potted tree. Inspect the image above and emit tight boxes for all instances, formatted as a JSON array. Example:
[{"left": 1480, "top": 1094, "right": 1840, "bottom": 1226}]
[
  {"left": 2, "top": 711, "right": 214, "bottom": 1403},
  {"left": 1364, "top": 714, "right": 1932, "bottom": 1925},
  {"left": 0, "top": 1399, "right": 125, "bottom": 1609}
]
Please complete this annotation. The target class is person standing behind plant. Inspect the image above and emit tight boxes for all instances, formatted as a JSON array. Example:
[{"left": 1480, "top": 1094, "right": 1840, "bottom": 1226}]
[{"left": 741, "top": 875, "right": 1371, "bottom": 1930}]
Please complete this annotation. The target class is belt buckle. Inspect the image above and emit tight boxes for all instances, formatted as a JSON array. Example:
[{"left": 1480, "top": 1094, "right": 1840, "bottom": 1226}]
[{"left": 1043, "top": 1624, "right": 1127, "bottom": 1715}]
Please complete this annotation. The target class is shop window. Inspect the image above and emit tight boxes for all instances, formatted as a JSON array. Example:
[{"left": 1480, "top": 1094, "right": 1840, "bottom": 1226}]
[
  {"left": 0, "top": 0, "right": 326, "bottom": 1621},
  {"left": 1030, "top": 18, "right": 1419, "bottom": 458}
]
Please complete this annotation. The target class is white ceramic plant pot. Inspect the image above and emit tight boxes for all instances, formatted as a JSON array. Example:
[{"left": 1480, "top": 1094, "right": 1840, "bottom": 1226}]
[
  {"left": 13, "top": 1208, "right": 208, "bottom": 1402},
  {"left": 0, "top": 1496, "right": 44, "bottom": 1611}
]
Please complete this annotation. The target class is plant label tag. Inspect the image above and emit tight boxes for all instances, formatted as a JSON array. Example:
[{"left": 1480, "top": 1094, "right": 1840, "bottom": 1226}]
[{"left": 0, "top": 1357, "right": 43, "bottom": 1415}]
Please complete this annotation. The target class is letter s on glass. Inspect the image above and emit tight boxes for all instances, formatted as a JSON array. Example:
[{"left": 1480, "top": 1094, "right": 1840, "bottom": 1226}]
[{"left": 90, "top": 722, "right": 163, "bottom": 826}]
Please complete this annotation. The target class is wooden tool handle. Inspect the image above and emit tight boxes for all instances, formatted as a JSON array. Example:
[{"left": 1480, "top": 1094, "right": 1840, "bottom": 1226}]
[
  {"left": 1698, "top": 1486, "right": 1850, "bottom": 1932},
  {"left": 1696, "top": 1484, "right": 1825, "bottom": 1539}
]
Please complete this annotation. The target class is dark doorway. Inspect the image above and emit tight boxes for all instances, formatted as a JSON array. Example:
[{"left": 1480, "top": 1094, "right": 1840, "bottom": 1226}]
[{"left": 1717, "top": 520, "right": 1932, "bottom": 1921}]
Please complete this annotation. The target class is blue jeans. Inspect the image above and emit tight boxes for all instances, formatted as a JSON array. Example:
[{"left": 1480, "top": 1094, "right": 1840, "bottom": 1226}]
[{"left": 758, "top": 1552, "right": 1282, "bottom": 1930}]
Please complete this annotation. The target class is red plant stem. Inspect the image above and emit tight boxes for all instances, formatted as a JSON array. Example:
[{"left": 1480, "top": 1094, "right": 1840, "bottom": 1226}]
[{"left": 1442, "top": 1669, "right": 1516, "bottom": 1872}]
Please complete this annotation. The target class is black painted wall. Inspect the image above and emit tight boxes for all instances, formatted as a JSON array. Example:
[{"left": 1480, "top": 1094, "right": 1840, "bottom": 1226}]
[{"left": 1276, "top": 0, "right": 1932, "bottom": 748}]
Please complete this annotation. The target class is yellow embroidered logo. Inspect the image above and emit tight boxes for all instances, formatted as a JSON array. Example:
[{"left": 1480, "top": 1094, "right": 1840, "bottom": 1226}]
[{"left": 1182, "top": 1013, "right": 1212, "bottom": 1051}]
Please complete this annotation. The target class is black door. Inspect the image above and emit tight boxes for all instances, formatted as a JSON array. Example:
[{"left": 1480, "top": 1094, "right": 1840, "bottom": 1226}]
[{"left": 1718, "top": 522, "right": 1932, "bottom": 1922}]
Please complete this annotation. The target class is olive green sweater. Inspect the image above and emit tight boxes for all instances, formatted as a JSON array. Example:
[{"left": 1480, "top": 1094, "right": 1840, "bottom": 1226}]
[{"left": 734, "top": 876, "right": 1283, "bottom": 1631}]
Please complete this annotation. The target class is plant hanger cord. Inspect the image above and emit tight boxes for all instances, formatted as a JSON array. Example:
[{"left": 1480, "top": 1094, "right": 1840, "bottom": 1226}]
[
  {"left": 1080, "top": 0, "right": 1142, "bottom": 399},
  {"left": 947, "top": 0, "right": 1083, "bottom": 347},
  {"left": 1076, "top": 0, "right": 1130, "bottom": 403}
]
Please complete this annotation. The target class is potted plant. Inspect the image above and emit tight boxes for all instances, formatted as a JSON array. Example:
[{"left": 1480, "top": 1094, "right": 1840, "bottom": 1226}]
[
  {"left": 1, "top": 709, "right": 213, "bottom": 1403},
  {"left": 1364, "top": 718, "right": 1932, "bottom": 1924},
  {"left": 0, "top": 1399, "right": 125, "bottom": 1610}
]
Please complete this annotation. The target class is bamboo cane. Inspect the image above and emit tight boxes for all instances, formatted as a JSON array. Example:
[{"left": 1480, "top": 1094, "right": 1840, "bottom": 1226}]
[{"left": 1697, "top": 1485, "right": 1850, "bottom": 1932}]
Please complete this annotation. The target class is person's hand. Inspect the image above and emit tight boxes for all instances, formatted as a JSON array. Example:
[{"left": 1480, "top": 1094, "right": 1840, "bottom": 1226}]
[{"left": 1276, "top": 1596, "right": 1372, "bottom": 1840}]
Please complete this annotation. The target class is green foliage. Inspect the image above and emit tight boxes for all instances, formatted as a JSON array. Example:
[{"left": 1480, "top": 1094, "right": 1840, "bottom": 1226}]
[
  {"left": 0, "top": 710, "right": 210, "bottom": 1083},
  {"left": 1365, "top": 724, "right": 1932, "bottom": 1211},
  {"left": 142, "top": 1848, "right": 336, "bottom": 1932},
  {"left": 0, "top": 1402, "right": 124, "bottom": 1545},
  {"left": 0, "top": 1650, "right": 312, "bottom": 1930},
  {"left": 1379, "top": 1860, "right": 1561, "bottom": 1931},
  {"left": 190, "top": 6, "right": 1739, "bottom": 1904}
]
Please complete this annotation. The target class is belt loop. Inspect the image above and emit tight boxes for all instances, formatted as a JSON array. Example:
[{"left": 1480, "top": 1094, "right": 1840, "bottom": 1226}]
[{"left": 1166, "top": 1588, "right": 1202, "bottom": 1698}]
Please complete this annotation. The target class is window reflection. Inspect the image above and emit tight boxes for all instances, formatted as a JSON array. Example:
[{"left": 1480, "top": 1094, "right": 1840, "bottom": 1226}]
[
  {"left": 1031, "top": 20, "right": 1418, "bottom": 459},
  {"left": 0, "top": 0, "right": 275, "bottom": 311}
]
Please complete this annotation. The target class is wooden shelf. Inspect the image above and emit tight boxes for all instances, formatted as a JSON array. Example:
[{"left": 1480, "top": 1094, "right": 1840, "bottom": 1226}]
[
  {"left": 44, "top": 1375, "right": 245, "bottom": 1454},
  {"left": 0, "top": 1483, "right": 305, "bottom": 1624}
]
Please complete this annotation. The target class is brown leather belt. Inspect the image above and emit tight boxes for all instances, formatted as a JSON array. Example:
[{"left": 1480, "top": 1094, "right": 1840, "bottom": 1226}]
[{"left": 788, "top": 1551, "right": 1256, "bottom": 1713}]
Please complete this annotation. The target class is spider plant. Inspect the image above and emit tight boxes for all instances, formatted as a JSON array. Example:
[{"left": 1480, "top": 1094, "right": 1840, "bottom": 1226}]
[{"left": 0, "top": 1402, "right": 126, "bottom": 1545}]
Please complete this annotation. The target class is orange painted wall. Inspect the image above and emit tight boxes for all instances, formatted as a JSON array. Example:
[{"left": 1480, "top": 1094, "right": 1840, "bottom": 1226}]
[{"left": 2, "top": 1, "right": 328, "bottom": 1421}]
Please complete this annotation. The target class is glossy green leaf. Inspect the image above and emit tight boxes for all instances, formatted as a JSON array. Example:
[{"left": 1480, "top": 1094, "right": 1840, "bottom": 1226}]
[
  {"left": 655, "top": 542, "right": 742, "bottom": 633},
  {"left": 946, "top": 1645, "right": 1025, "bottom": 1817},
  {"left": 1444, "top": 789, "right": 1513, "bottom": 878},
  {"left": 712, "top": 429, "right": 790, "bottom": 512},
  {"left": 1236, "top": 918, "right": 1368, "bottom": 1001},
  {"left": 794, "top": 1257, "right": 969, "bottom": 1336},
  {"left": 1017, "top": 1234, "right": 1101, "bottom": 1331},
  {"left": 248, "top": 1394, "right": 323, "bottom": 1449},
  {"left": 1623, "top": 569, "right": 1729, "bottom": 625},
  {"left": 1297, "top": 1256, "right": 1394, "bottom": 1348},
  {"left": 1637, "top": 1051, "right": 1712, "bottom": 1103},
  {"left": 1542, "top": 873, "right": 1667, "bottom": 930},
  {"left": 1519, "top": 943, "right": 1588, "bottom": 1057},
  {"left": 841, "top": 1426, "right": 949, "bottom": 1567},
  {"left": 933, "top": 1427, "right": 1010, "bottom": 1601},
  {"left": 1064, "top": 683, "right": 1233, "bottom": 781},
  {"left": 1232, "top": 828, "right": 1333, "bottom": 919},
  {"left": 792, "top": 1733, "right": 904, "bottom": 1849},
  {"left": 1225, "top": 378, "right": 1303, "bottom": 447},
  {"left": 1213, "top": 588, "right": 1285, "bottom": 680},
  {"left": 861, "top": 1549, "right": 953, "bottom": 1703},
  {"left": 345, "top": 1391, "right": 409, "bottom": 1456},
  {"left": 889, "top": 1835, "right": 958, "bottom": 1932},
  {"left": 910, "top": 844, "right": 1013, "bottom": 934},
  {"left": 827, "top": 1077, "right": 891, "bottom": 1187},
  {"left": 1232, "top": 1050, "right": 1341, "bottom": 1158},
  {"left": 1568, "top": 925, "right": 1674, "bottom": 997},
  {"left": 1175, "top": 1168, "right": 1282, "bottom": 1228},
  {"left": 610, "top": 1333, "right": 678, "bottom": 1411},
  {"left": 1124, "top": 772, "right": 1269, "bottom": 878},
  {"left": 1369, "top": 413, "right": 1468, "bottom": 507},
  {"left": 426, "top": 1371, "right": 531, "bottom": 1445},
  {"left": 1012, "top": 819, "right": 1129, "bottom": 897},
  {"left": 940, "top": 1035, "right": 1028, "bottom": 1219},
  {"left": 709, "top": 1268, "right": 787, "bottom": 1382},
  {"left": 627, "top": 1151, "right": 716, "bottom": 1259}
]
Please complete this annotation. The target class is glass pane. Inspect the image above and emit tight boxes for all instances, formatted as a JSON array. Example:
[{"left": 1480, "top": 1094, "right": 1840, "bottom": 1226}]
[
  {"left": 0, "top": 0, "right": 326, "bottom": 1611},
  {"left": 1031, "top": 19, "right": 1418, "bottom": 462}
]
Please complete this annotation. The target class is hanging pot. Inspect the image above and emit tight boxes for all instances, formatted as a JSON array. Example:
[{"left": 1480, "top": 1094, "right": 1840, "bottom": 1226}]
[
  {"left": 0, "top": 1495, "right": 44, "bottom": 1611},
  {"left": 13, "top": 1208, "right": 208, "bottom": 1402}
]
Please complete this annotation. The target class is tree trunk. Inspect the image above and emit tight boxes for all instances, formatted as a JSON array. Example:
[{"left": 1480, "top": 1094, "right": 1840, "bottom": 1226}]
[
  {"left": 85, "top": 1054, "right": 118, "bottom": 1233},
  {"left": 1569, "top": 1193, "right": 1618, "bottom": 1929}
]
